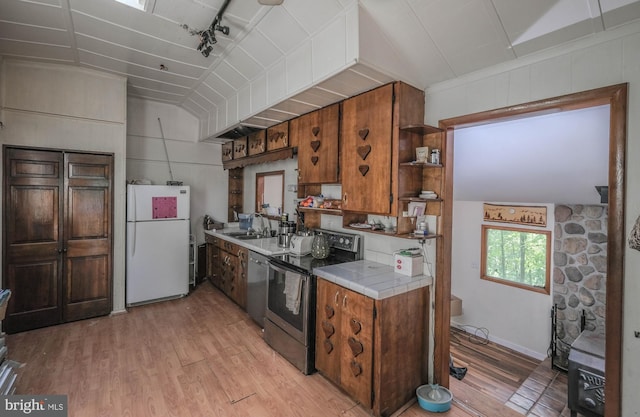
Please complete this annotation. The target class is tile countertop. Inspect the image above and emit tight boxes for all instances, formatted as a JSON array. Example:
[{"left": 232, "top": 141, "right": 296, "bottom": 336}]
[
  {"left": 204, "top": 228, "right": 290, "bottom": 257},
  {"left": 313, "top": 260, "right": 433, "bottom": 300}
]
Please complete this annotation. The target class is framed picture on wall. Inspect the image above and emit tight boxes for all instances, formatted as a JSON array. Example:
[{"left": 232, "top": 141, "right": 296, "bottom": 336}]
[{"left": 483, "top": 203, "right": 547, "bottom": 227}]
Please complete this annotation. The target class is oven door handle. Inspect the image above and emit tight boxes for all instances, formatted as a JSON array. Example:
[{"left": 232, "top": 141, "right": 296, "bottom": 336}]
[{"left": 268, "top": 261, "right": 309, "bottom": 281}]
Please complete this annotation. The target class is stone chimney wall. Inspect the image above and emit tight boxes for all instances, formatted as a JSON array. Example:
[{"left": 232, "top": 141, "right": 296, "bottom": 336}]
[{"left": 552, "top": 204, "right": 607, "bottom": 366}]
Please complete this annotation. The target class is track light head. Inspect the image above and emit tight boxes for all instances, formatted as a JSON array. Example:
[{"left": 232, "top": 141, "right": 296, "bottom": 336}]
[
  {"left": 201, "top": 44, "right": 213, "bottom": 57},
  {"left": 215, "top": 25, "right": 230, "bottom": 36}
]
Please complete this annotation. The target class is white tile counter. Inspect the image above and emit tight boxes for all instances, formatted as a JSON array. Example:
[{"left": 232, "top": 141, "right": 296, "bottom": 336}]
[
  {"left": 204, "top": 229, "right": 290, "bottom": 256},
  {"left": 313, "top": 260, "right": 433, "bottom": 300}
]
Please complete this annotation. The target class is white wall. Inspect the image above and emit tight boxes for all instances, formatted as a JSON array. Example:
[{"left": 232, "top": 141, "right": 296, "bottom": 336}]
[
  {"left": 425, "top": 20, "right": 640, "bottom": 416},
  {"left": 0, "top": 59, "right": 128, "bottom": 313},
  {"left": 126, "top": 97, "right": 227, "bottom": 246},
  {"left": 451, "top": 201, "right": 554, "bottom": 359}
]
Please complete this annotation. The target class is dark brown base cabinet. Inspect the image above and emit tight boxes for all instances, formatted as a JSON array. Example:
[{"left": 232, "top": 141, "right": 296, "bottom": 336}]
[
  {"left": 205, "top": 234, "right": 246, "bottom": 309},
  {"left": 315, "top": 278, "right": 429, "bottom": 417},
  {"left": 3, "top": 147, "right": 113, "bottom": 334}
]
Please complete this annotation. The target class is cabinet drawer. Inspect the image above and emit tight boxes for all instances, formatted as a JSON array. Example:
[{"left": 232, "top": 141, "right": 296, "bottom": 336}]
[
  {"left": 248, "top": 130, "right": 266, "bottom": 155},
  {"left": 218, "top": 239, "right": 241, "bottom": 255}
]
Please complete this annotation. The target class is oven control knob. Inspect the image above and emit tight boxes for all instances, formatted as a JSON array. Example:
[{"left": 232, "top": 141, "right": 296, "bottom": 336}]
[
  {"left": 344, "top": 238, "right": 350, "bottom": 246},
  {"left": 339, "top": 238, "right": 344, "bottom": 244}
]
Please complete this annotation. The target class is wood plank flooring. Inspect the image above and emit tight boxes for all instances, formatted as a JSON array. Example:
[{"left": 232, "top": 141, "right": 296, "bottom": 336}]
[{"left": 6, "top": 283, "right": 564, "bottom": 417}]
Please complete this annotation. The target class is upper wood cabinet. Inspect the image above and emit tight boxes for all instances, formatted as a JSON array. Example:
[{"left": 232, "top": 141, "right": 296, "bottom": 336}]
[
  {"left": 266, "top": 121, "right": 290, "bottom": 151},
  {"left": 291, "top": 103, "right": 340, "bottom": 184},
  {"left": 222, "top": 141, "right": 234, "bottom": 161},
  {"left": 233, "top": 137, "right": 248, "bottom": 159},
  {"left": 247, "top": 130, "right": 266, "bottom": 156},
  {"left": 341, "top": 82, "right": 425, "bottom": 217}
]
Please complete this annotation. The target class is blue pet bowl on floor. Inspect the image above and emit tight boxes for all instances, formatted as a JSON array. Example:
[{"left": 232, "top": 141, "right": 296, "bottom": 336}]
[{"left": 416, "top": 384, "right": 453, "bottom": 413}]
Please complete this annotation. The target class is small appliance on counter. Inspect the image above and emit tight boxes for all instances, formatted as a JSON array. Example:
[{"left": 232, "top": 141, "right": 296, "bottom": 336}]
[
  {"left": 289, "top": 234, "right": 314, "bottom": 256},
  {"left": 394, "top": 248, "right": 424, "bottom": 276}
]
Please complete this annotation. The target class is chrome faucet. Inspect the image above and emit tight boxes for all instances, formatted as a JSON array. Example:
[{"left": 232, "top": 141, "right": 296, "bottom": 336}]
[{"left": 253, "top": 213, "right": 271, "bottom": 237}]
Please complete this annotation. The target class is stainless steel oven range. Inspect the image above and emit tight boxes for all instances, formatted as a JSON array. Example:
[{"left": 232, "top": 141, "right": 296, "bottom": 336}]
[{"left": 264, "top": 229, "right": 361, "bottom": 374}]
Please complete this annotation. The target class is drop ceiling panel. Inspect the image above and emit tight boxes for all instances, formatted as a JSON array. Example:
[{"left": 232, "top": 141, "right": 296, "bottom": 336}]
[
  {"left": 0, "top": 21, "right": 70, "bottom": 46},
  {"left": 238, "top": 30, "right": 282, "bottom": 68},
  {"left": 195, "top": 84, "right": 225, "bottom": 105},
  {"left": 284, "top": 0, "right": 344, "bottom": 36},
  {"left": 0, "top": 39, "right": 75, "bottom": 62},
  {"left": 270, "top": 99, "right": 318, "bottom": 116},
  {"left": 258, "top": 7, "right": 308, "bottom": 54},
  {"left": 150, "top": 0, "right": 217, "bottom": 28},
  {"left": 70, "top": 0, "right": 198, "bottom": 48},
  {"left": 224, "top": 46, "right": 263, "bottom": 81},
  {"left": 75, "top": 34, "right": 205, "bottom": 78},
  {"left": 315, "top": 71, "right": 382, "bottom": 99},
  {"left": 252, "top": 107, "right": 297, "bottom": 121},
  {"left": 212, "top": 60, "right": 247, "bottom": 90},
  {"left": 182, "top": 97, "right": 209, "bottom": 116},
  {"left": 0, "top": 1, "right": 67, "bottom": 29},
  {"left": 190, "top": 91, "right": 215, "bottom": 110},
  {"left": 410, "top": 0, "right": 514, "bottom": 75},
  {"left": 204, "top": 72, "right": 235, "bottom": 97},
  {"left": 77, "top": 50, "right": 195, "bottom": 88},
  {"left": 71, "top": 12, "right": 209, "bottom": 67},
  {"left": 127, "top": 85, "right": 185, "bottom": 102}
]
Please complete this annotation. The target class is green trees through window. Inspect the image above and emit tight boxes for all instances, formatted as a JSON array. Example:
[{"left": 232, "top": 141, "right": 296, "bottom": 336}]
[{"left": 481, "top": 225, "right": 551, "bottom": 294}]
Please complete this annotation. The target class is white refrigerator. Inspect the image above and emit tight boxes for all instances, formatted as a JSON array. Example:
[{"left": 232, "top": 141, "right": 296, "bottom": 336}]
[{"left": 126, "top": 184, "right": 190, "bottom": 306}]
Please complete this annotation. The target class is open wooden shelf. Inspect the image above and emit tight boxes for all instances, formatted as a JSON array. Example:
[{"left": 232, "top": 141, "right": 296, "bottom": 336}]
[
  {"left": 399, "top": 124, "right": 443, "bottom": 135},
  {"left": 400, "top": 161, "right": 443, "bottom": 168},
  {"left": 297, "top": 207, "right": 342, "bottom": 216}
]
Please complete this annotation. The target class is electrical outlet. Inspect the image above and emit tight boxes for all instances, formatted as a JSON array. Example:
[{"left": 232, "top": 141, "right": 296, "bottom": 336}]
[
  {"left": 471, "top": 261, "right": 479, "bottom": 269},
  {"left": 287, "top": 184, "right": 297, "bottom": 192}
]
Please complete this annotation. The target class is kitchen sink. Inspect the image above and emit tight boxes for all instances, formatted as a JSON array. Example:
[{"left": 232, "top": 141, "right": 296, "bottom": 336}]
[
  {"left": 223, "top": 231, "right": 262, "bottom": 240},
  {"left": 234, "top": 234, "right": 263, "bottom": 240}
]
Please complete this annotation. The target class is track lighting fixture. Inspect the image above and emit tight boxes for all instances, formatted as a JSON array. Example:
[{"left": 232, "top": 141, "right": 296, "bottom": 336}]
[{"left": 196, "top": 0, "right": 231, "bottom": 57}]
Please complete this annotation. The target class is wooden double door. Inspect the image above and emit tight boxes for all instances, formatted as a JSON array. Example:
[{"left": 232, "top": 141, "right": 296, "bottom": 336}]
[{"left": 3, "top": 147, "right": 113, "bottom": 333}]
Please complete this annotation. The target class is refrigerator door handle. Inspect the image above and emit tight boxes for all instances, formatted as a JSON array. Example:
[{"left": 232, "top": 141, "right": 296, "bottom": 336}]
[
  {"left": 130, "top": 186, "right": 137, "bottom": 222},
  {"left": 130, "top": 223, "right": 136, "bottom": 256}
]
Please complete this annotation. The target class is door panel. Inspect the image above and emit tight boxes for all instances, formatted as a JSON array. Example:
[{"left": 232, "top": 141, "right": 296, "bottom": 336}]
[
  {"left": 3, "top": 148, "right": 63, "bottom": 333},
  {"left": 64, "top": 153, "right": 113, "bottom": 321}
]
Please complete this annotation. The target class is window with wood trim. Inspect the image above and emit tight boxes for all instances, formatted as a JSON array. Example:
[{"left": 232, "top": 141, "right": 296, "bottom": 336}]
[{"left": 480, "top": 225, "right": 551, "bottom": 294}]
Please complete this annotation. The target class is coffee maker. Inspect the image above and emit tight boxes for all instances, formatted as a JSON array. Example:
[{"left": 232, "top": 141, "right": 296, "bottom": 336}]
[{"left": 277, "top": 215, "right": 296, "bottom": 247}]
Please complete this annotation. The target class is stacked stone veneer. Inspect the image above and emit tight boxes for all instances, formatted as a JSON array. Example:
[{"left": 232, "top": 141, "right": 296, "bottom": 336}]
[{"left": 553, "top": 204, "right": 607, "bottom": 366}]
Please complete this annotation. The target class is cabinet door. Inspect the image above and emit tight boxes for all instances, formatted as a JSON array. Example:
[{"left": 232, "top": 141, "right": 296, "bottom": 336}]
[
  {"left": 341, "top": 84, "right": 393, "bottom": 214},
  {"left": 235, "top": 247, "right": 248, "bottom": 308},
  {"left": 315, "top": 279, "right": 343, "bottom": 385},
  {"left": 266, "top": 121, "right": 290, "bottom": 151},
  {"left": 340, "top": 288, "right": 374, "bottom": 408},
  {"left": 292, "top": 103, "right": 339, "bottom": 184},
  {"left": 248, "top": 130, "right": 266, "bottom": 156}
]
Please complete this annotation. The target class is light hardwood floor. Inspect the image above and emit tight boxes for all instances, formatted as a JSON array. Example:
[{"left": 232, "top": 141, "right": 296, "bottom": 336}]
[{"left": 7, "top": 283, "right": 539, "bottom": 417}]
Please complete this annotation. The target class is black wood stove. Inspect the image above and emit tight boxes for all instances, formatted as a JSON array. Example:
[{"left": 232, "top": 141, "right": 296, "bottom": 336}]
[{"left": 568, "top": 331, "right": 605, "bottom": 417}]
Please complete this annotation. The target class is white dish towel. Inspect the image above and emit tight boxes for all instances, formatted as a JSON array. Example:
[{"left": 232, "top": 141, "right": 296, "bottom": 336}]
[{"left": 283, "top": 271, "right": 302, "bottom": 315}]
